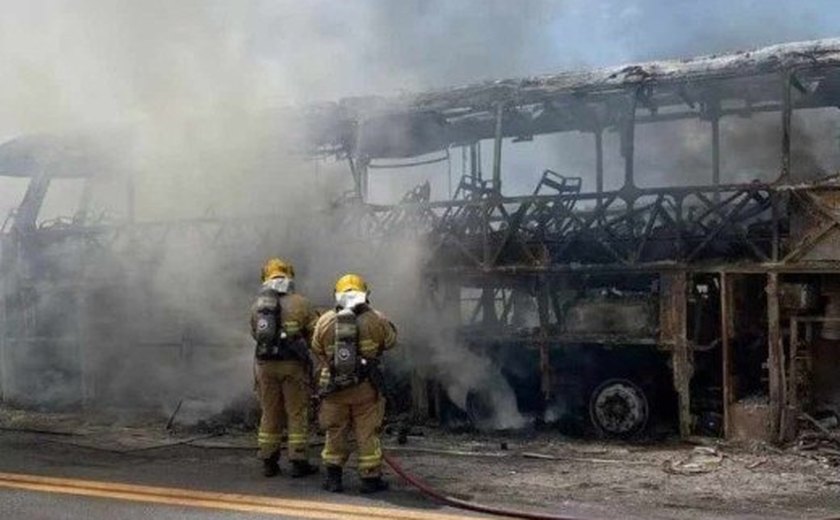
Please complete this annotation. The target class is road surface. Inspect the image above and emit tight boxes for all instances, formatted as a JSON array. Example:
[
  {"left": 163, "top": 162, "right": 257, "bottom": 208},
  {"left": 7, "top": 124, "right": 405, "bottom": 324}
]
[{"left": 0, "top": 430, "right": 481, "bottom": 520}]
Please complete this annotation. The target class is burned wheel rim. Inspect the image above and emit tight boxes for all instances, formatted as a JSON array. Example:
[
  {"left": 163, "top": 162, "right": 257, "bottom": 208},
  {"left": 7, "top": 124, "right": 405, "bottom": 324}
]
[{"left": 589, "top": 379, "right": 648, "bottom": 437}]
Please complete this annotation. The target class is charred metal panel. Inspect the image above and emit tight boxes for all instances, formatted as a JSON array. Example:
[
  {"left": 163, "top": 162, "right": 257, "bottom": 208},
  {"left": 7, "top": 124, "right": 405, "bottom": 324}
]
[
  {"left": 308, "top": 40, "right": 840, "bottom": 161},
  {"left": 660, "top": 275, "right": 681, "bottom": 347},
  {"left": 787, "top": 189, "right": 840, "bottom": 263},
  {"left": 661, "top": 272, "right": 693, "bottom": 437},
  {"left": 565, "top": 296, "right": 656, "bottom": 337},
  {"left": 729, "top": 400, "right": 774, "bottom": 442},
  {"left": 354, "top": 112, "right": 450, "bottom": 159}
]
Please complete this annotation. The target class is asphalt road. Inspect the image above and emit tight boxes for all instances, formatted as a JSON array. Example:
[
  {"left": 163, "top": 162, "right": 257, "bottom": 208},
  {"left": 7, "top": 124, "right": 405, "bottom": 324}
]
[
  {"left": 0, "top": 430, "right": 480, "bottom": 520},
  {"left": 0, "top": 488, "right": 291, "bottom": 520}
]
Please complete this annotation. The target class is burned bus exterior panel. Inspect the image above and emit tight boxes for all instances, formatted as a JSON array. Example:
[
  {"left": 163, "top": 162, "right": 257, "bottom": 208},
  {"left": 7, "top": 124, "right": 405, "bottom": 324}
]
[{"left": 337, "top": 40, "right": 840, "bottom": 440}]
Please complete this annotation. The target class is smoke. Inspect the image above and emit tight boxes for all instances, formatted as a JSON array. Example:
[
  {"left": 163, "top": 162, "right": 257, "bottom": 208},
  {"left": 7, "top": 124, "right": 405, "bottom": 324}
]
[
  {"left": 0, "top": 1, "right": 328, "bottom": 417},
  {"left": 423, "top": 337, "right": 528, "bottom": 431},
  {"left": 364, "top": 235, "right": 528, "bottom": 430},
  {"left": 1, "top": 0, "right": 840, "bottom": 429},
  {"left": 3, "top": 1, "right": 840, "bottom": 208}
]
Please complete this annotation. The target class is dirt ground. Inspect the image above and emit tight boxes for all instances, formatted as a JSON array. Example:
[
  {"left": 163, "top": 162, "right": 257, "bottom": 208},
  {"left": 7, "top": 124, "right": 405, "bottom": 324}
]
[
  {"left": 1, "top": 406, "right": 839, "bottom": 520},
  {"left": 388, "top": 432, "right": 840, "bottom": 520}
]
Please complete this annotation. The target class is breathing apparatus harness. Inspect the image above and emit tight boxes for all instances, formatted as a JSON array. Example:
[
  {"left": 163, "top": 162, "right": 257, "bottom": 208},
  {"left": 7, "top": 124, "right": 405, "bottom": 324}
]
[
  {"left": 321, "top": 303, "right": 383, "bottom": 396},
  {"left": 253, "top": 280, "right": 308, "bottom": 362}
]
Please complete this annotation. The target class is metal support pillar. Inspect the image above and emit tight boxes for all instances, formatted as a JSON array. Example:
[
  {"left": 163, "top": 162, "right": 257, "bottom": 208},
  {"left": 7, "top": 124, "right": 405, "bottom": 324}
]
[
  {"left": 789, "top": 317, "right": 799, "bottom": 416},
  {"left": 663, "top": 272, "right": 692, "bottom": 437},
  {"left": 13, "top": 171, "right": 51, "bottom": 232},
  {"left": 720, "top": 272, "right": 733, "bottom": 437},
  {"left": 492, "top": 103, "right": 504, "bottom": 193},
  {"left": 469, "top": 142, "right": 481, "bottom": 180},
  {"left": 74, "top": 179, "right": 94, "bottom": 223},
  {"left": 481, "top": 198, "right": 490, "bottom": 267},
  {"left": 348, "top": 157, "right": 370, "bottom": 200},
  {"left": 594, "top": 128, "right": 604, "bottom": 194},
  {"left": 783, "top": 315, "right": 801, "bottom": 442},
  {"left": 348, "top": 157, "right": 360, "bottom": 199},
  {"left": 781, "top": 72, "right": 792, "bottom": 180},
  {"left": 710, "top": 101, "right": 721, "bottom": 203},
  {"left": 622, "top": 96, "right": 637, "bottom": 189},
  {"left": 766, "top": 272, "right": 783, "bottom": 441},
  {"left": 470, "top": 143, "right": 480, "bottom": 180}
]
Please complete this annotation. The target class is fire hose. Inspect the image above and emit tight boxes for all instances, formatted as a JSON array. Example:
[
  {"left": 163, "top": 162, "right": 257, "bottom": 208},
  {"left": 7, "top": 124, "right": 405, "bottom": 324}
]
[
  {"left": 385, "top": 452, "right": 840, "bottom": 520},
  {"left": 383, "top": 451, "right": 583, "bottom": 520}
]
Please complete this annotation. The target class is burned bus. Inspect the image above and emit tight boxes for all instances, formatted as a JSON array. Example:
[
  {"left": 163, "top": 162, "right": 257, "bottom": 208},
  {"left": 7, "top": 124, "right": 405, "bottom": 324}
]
[
  {"left": 3, "top": 39, "right": 840, "bottom": 442},
  {"left": 311, "top": 38, "right": 840, "bottom": 441}
]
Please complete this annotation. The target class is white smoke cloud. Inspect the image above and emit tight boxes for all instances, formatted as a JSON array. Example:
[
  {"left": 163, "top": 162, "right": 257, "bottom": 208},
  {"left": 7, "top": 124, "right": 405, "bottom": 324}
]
[{"left": 1, "top": 0, "right": 839, "bottom": 426}]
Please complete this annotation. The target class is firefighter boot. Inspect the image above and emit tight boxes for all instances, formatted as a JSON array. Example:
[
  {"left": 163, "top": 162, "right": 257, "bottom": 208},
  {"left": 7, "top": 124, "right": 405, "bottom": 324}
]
[
  {"left": 322, "top": 465, "right": 344, "bottom": 493},
  {"left": 262, "top": 454, "right": 280, "bottom": 477},
  {"left": 359, "top": 477, "right": 389, "bottom": 494},
  {"left": 289, "top": 460, "right": 318, "bottom": 478}
]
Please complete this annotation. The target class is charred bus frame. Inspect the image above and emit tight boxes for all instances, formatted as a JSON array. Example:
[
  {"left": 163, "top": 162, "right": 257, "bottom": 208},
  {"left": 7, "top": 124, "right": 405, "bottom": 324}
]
[
  {"left": 320, "top": 39, "right": 840, "bottom": 441},
  {"left": 2, "top": 39, "right": 840, "bottom": 441}
]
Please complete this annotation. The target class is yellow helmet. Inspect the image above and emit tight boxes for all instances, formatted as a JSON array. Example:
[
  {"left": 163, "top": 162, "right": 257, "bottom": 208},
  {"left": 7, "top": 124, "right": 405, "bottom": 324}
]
[
  {"left": 335, "top": 273, "right": 367, "bottom": 293},
  {"left": 261, "top": 258, "right": 294, "bottom": 282}
]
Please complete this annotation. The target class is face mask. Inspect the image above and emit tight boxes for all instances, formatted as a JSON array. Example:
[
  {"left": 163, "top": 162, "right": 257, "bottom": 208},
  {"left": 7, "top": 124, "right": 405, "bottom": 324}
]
[
  {"left": 264, "top": 277, "right": 293, "bottom": 294},
  {"left": 335, "top": 290, "right": 367, "bottom": 310}
]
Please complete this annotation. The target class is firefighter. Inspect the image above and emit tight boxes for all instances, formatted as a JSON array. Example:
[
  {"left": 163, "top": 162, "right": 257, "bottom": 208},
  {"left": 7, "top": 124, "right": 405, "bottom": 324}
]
[
  {"left": 311, "top": 273, "right": 397, "bottom": 494},
  {"left": 250, "top": 258, "right": 319, "bottom": 478}
]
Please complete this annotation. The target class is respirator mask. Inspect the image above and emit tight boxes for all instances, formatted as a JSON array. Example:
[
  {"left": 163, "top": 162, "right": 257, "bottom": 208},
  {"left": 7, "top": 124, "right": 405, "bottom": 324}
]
[
  {"left": 335, "top": 290, "right": 367, "bottom": 310},
  {"left": 264, "top": 276, "right": 293, "bottom": 294}
]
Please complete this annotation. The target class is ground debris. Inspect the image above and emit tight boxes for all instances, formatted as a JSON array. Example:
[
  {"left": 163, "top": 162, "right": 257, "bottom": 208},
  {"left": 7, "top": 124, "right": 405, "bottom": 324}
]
[
  {"left": 392, "top": 431, "right": 840, "bottom": 518},
  {"left": 800, "top": 412, "right": 840, "bottom": 439},
  {"left": 174, "top": 396, "right": 260, "bottom": 435},
  {"left": 662, "top": 446, "right": 725, "bottom": 475},
  {"left": 746, "top": 458, "right": 768, "bottom": 470},
  {"left": 521, "top": 451, "right": 652, "bottom": 466},
  {"left": 793, "top": 413, "right": 840, "bottom": 467}
]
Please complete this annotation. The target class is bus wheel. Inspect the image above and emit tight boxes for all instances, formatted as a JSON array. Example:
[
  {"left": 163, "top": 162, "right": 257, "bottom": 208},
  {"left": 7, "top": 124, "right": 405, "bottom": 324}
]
[{"left": 588, "top": 378, "right": 649, "bottom": 437}]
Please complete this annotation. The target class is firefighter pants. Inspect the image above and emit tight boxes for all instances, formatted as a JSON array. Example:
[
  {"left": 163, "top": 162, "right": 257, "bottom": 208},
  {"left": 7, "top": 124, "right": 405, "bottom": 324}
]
[
  {"left": 319, "top": 381, "right": 385, "bottom": 478},
  {"left": 255, "top": 360, "right": 311, "bottom": 461}
]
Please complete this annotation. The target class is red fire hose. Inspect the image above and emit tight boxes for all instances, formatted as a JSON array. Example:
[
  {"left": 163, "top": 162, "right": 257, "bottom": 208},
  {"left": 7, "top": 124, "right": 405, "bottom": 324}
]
[
  {"left": 384, "top": 452, "right": 840, "bottom": 520},
  {"left": 383, "top": 452, "right": 583, "bottom": 520}
]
